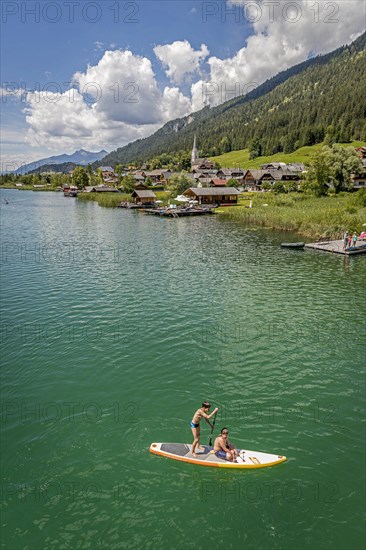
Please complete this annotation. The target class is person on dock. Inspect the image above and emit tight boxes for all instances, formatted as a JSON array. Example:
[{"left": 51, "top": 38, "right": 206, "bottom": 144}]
[
  {"left": 343, "top": 231, "right": 349, "bottom": 250},
  {"left": 191, "top": 402, "right": 219, "bottom": 457},
  {"left": 352, "top": 232, "right": 358, "bottom": 247},
  {"left": 347, "top": 234, "right": 353, "bottom": 249},
  {"left": 214, "top": 427, "right": 239, "bottom": 462}
]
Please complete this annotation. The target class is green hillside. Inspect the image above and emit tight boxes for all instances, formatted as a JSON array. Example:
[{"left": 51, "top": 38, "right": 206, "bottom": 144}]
[
  {"left": 210, "top": 141, "right": 366, "bottom": 168},
  {"left": 101, "top": 32, "right": 366, "bottom": 166}
]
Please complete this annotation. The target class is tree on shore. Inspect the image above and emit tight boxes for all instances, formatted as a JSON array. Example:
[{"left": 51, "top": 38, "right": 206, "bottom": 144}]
[
  {"left": 304, "top": 145, "right": 362, "bottom": 195},
  {"left": 121, "top": 175, "right": 136, "bottom": 193},
  {"left": 72, "top": 167, "right": 89, "bottom": 189},
  {"left": 168, "top": 172, "right": 192, "bottom": 196},
  {"left": 96, "top": 168, "right": 104, "bottom": 184},
  {"left": 329, "top": 145, "right": 362, "bottom": 192},
  {"left": 115, "top": 164, "right": 123, "bottom": 185},
  {"left": 177, "top": 154, "right": 191, "bottom": 172}
]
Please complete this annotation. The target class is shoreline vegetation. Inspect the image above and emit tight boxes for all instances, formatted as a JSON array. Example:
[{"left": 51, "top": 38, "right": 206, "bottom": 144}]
[
  {"left": 218, "top": 191, "right": 366, "bottom": 239},
  {"left": 76, "top": 192, "right": 130, "bottom": 207}
]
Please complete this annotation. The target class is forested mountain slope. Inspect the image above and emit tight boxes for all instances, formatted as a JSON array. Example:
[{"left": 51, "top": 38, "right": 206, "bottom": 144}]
[{"left": 101, "top": 32, "right": 366, "bottom": 165}]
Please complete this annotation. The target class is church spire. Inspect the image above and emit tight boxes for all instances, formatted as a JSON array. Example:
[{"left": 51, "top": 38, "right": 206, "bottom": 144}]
[{"left": 191, "top": 134, "right": 198, "bottom": 165}]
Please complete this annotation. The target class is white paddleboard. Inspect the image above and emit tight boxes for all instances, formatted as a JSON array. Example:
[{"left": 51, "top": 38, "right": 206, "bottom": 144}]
[{"left": 150, "top": 443, "right": 287, "bottom": 469}]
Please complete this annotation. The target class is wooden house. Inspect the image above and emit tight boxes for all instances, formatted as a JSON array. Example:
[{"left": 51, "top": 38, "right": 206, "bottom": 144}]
[
  {"left": 133, "top": 174, "right": 146, "bottom": 183},
  {"left": 216, "top": 168, "right": 232, "bottom": 179},
  {"left": 352, "top": 159, "right": 366, "bottom": 190},
  {"left": 191, "top": 159, "right": 215, "bottom": 171},
  {"left": 84, "top": 185, "right": 118, "bottom": 193},
  {"left": 99, "top": 166, "right": 116, "bottom": 180},
  {"left": 183, "top": 187, "right": 240, "bottom": 205},
  {"left": 271, "top": 169, "right": 300, "bottom": 182},
  {"left": 131, "top": 189, "right": 156, "bottom": 205},
  {"left": 242, "top": 170, "right": 273, "bottom": 190},
  {"left": 144, "top": 169, "right": 172, "bottom": 184},
  {"left": 261, "top": 162, "right": 287, "bottom": 170}
]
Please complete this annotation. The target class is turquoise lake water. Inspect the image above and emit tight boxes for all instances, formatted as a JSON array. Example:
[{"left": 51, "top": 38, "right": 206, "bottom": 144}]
[{"left": 1, "top": 190, "right": 365, "bottom": 549}]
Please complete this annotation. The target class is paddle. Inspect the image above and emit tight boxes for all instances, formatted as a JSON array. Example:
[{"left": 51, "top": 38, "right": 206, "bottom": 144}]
[{"left": 208, "top": 411, "right": 217, "bottom": 447}]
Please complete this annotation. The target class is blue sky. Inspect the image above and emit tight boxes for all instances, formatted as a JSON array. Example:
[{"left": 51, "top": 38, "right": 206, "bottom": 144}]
[
  {"left": 1, "top": 0, "right": 365, "bottom": 171},
  {"left": 2, "top": 2, "right": 247, "bottom": 83}
]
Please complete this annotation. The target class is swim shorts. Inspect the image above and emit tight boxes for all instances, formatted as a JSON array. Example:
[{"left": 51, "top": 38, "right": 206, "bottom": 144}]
[{"left": 215, "top": 450, "right": 228, "bottom": 460}]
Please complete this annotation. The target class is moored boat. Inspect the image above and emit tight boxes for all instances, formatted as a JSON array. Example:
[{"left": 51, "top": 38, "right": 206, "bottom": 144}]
[{"left": 280, "top": 242, "right": 305, "bottom": 249}]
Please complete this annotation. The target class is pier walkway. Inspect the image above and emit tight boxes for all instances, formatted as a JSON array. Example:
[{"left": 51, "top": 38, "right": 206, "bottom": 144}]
[
  {"left": 305, "top": 240, "right": 366, "bottom": 255},
  {"left": 143, "top": 207, "right": 214, "bottom": 217}
]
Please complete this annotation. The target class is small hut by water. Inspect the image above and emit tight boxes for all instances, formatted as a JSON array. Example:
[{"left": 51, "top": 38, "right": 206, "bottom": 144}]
[{"left": 131, "top": 189, "right": 156, "bottom": 206}]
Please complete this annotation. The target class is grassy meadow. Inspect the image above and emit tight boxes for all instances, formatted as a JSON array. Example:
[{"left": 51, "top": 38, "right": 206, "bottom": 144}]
[{"left": 210, "top": 141, "right": 366, "bottom": 169}]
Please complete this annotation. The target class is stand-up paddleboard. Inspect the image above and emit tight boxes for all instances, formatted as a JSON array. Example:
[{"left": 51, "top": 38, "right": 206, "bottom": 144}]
[{"left": 150, "top": 443, "right": 286, "bottom": 469}]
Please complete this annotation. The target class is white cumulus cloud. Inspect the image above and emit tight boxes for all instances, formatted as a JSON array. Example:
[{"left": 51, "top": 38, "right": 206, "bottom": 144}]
[
  {"left": 23, "top": 50, "right": 192, "bottom": 151},
  {"left": 154, "top": 40, "right": 209, "bottom": 84}
]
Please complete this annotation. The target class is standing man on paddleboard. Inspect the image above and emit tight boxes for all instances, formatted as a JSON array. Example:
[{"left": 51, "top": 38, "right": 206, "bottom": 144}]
[{"left": 191, "top": 402, "right": 219, "bottom": 457}]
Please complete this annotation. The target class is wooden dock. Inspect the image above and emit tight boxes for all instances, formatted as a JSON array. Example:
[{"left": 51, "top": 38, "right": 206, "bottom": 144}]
[
  {"left": 305, "top": 240, "right": 366, "bottom": 255},
  {"left": 143, "top": 207, "right": 214, "bottom": 217},
  {"left": 118, "top": 202, "right": 155, "bottom": 209}
]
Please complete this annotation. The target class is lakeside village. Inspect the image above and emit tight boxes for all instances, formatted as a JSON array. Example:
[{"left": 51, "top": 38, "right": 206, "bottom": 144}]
[
  {"left": 4, "top": 138, "right": 366, "bottom": 254},
  {"left": 10, "top": 138, "right": 366, "bottom": 201},
  {"left": 62, "top": 138, "right": 366, "bottom": 202}
]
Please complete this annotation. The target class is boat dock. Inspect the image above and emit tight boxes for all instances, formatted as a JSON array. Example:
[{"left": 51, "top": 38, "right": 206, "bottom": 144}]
[
  {"left": 305, "top": 240, "right": 366, "bottom": 255},
  {"left": 143, "top": 207, "right": 214, "bottom": 217},
  {"left": 118, "top": 202, "right": 154, "bottom": 209}
]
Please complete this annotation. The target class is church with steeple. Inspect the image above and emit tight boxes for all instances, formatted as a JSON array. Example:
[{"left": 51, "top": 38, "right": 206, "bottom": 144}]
[
  {"left": 190, "top": 134, "right": 214, "bottom": 170},
  {"left": 191, "top": 134, "right": 199, "bottom": 165}
]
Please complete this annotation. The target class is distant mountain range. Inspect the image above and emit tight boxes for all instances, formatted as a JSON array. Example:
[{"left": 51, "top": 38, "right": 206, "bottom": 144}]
[
  {"left": 100, "top": 31, "right": 366, "bottom": 166},
  {"left": 13, "top": 149, "right": 108, "bottom": 174}
]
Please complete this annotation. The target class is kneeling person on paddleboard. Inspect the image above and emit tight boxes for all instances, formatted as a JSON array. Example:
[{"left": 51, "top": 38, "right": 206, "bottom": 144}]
[
  {"left": 191, "top": 402, "right": 219, "bottom": 457},
  {"left": 214, "top": 428, "right": 239, "bottom": 462}
]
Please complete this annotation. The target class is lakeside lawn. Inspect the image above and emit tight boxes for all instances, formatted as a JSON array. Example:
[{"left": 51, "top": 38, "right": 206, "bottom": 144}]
[
  {"left": 210, "top": 141, "right": 366, "bottom": 169},
  {"left": 216, "top": 191, "right": 366, "bottom": 239}
]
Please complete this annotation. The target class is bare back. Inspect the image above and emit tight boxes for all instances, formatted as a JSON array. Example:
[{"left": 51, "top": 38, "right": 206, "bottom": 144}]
[{"left": 214, "top": 435, "right": 228, "bottom": 452}]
